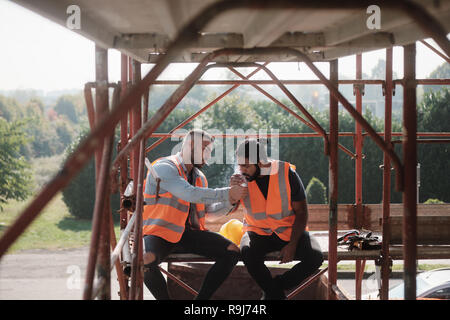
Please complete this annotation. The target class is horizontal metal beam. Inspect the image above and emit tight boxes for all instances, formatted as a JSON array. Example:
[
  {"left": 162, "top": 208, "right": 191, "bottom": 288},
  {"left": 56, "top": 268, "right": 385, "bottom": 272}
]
[
  {"left": 146, "top": 132, "right": 450, "bottom": 138},
  {"left": 270, "top": 32, "right": 326, "bottom": 47},
  {"left": 114, "top": 32, "right": 244, "bottom": 50},
  {"left": 149, "top": 79, "right": 386, "bottom": 85},
  {"left": 322, "top": 33, "right": 395, "bottom": 60},
  {"left": 146, "top": 51, "right": 325, "bottom": 63}
]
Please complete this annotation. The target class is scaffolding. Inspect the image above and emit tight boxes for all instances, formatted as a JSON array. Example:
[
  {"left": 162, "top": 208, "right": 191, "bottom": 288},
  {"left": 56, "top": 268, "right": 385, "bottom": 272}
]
[{"left": 1, "top": 0, "right": 450, "bottom": 300}]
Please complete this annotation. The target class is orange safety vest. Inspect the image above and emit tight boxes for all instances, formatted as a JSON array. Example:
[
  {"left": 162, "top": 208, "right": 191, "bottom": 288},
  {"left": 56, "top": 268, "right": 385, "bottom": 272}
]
[
  {"left": 241, "top": 160, "right": 296, "bottom": 241},
  {"left": 142, "top": 154, "right": 208, "bottom": 243}
]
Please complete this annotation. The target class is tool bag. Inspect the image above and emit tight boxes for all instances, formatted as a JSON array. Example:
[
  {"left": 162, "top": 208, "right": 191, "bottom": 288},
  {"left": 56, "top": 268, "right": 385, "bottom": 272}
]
[{"left": 337, "top": 230, "right": 382, "bottom": 251}]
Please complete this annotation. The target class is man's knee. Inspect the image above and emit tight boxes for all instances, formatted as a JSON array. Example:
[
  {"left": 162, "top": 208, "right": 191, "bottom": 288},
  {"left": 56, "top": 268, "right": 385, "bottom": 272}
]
[
  {"left": 225, "top": 243, "right": 240, "bottom": 265},
  {"left": 309, "top": 250, "right": 324, "bottom": 270},
  {"left": 143, "top": 251, "right": 156, "bottom": 265},
  {"left": 227, "top": 243, "right": 240, "bottom": 253},
  {"left": 240, "top": 245, "right": 259, "bottom": 265}
]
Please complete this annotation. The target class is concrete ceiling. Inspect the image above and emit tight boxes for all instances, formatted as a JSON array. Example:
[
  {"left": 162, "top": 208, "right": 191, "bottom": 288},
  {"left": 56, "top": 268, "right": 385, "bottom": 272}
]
[{"left": 11, "top": 0, "right": 450, "bottom": 63}]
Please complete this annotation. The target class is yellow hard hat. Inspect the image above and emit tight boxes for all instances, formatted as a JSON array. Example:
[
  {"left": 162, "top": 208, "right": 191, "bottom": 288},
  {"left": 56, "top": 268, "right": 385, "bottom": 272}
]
[{"left": 219, "top": 219, "right": 244, "bottom": 246}]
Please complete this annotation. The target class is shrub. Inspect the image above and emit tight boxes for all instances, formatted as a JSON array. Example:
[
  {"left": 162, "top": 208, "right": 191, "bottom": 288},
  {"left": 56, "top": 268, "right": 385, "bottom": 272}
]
[
  {"left": 424, "top": 198, "right": 444, "bottom": 204},
  {"left": 62, "top": 129, "right": 120, "bottom": 221},
  {"left": 306, "top": 177, "right": 328, "bottom": 204}
]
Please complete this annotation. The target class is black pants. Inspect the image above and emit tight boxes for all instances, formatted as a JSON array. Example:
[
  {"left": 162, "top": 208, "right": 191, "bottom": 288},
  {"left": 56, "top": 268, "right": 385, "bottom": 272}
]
[
  {"left": 143, "top": 229, "right": 239, "bottom": 300},
  {"left": 240, "top": 231, "right": 324, "bottom": 299}
]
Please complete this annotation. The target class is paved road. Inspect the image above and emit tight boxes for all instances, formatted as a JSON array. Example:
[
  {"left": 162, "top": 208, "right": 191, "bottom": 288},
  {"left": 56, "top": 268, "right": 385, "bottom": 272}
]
[{"left": 0, "top": 247, "right": 147, "bottom": 300}]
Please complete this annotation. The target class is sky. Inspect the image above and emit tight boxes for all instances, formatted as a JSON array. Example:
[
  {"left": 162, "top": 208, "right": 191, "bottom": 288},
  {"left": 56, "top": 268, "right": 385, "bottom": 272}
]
[{"left": 0, "top": 0, "right": 448, "bottom": 93}]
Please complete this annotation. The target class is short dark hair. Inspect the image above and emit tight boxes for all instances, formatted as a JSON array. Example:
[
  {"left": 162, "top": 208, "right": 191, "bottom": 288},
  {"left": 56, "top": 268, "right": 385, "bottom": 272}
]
[
  {"left": 236, "top": 139, "right": 268, "bottom": 164},
  {"left": 182, "top": 129, "right": 214, "bottom": 146}
]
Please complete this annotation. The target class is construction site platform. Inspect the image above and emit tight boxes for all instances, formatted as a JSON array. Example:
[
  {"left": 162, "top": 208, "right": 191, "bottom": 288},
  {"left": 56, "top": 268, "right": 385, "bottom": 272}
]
[{"left": 164, "top": 231, "right": 450, "bottom": 263}]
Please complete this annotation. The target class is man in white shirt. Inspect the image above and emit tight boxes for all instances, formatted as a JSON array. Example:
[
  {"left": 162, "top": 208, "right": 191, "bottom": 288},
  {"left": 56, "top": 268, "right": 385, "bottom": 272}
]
[{"left": 142, "top": 129, "right": 247, "bottom": 300}]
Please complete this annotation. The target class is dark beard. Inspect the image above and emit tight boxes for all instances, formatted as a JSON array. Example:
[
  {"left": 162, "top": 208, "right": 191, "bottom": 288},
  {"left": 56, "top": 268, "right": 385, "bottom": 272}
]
[{"left": 244, "top": 165, "right": 260, "bottom": 182}]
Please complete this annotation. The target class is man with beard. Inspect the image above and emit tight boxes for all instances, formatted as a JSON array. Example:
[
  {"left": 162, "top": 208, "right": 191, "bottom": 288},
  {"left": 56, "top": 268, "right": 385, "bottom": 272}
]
[
  {"left": 233, "top": 139, "right": 323, "bottom": 300},
  {"left": 142, "top": 129, "right": 247, "bottom": 300}
]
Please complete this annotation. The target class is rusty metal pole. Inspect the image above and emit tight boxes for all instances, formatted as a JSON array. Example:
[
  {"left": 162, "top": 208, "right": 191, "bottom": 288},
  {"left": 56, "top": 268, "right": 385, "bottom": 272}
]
[
  {"left": 354, "top": 53, "right": 364, "bottom": 300},
  {"left": 140, "top": 83, "right": 149, "bottom": 302},
  {"left": 381, "top": 47, "right": 394, "bottom": 300},
  {"left": 227, "top": 64, "right": 329, "bottom": 153},
  {"left": 119, "top": 53, "right": 129, "bottom": 230},
  {"left": 83, "top": 45, "right": 112, "bottom": 300},
  {"left": 328, "top": 59, "right": 339, "bottom": 300},
  {"left": 97, "top": 144, "right": 113, "bottom": 300},
  {"left": 105, "top": 85, "right": 129, "bottom": 301},
  {"left": 419, "top": 40, "right": 450, "bottom": 64},
  {"left": 128, "top": 57, "right": 135, "bottom": 180},
  {"left": 131, "top": 60, "right": 142, "bottom": 194},
  {"left": 84, "top": 83, "right": 96, "bottom": 130},
  {"left": 402, "top": 43, "right": 417, "bottom": 300},
  {"left": 129, "top": 59, "right": 143, "bottom": 299},
  {"left": 99, "top": 48, "right": 113, "bottom": 301},
  {"left": 129, "top": 139, "right": 145, "bottom": 300},
  {"left": 115, "top": 53, "right": 131, "bottom": 300},
  {"left": 96, "top": 46, "right": 111, "bottom": 300}
]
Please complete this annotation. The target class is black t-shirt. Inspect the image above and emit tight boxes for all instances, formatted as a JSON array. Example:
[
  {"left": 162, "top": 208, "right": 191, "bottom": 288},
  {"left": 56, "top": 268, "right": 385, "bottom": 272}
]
[
  {"left": 185, "top": 170, "right": 198, "bottom": 229},
  {"left": 254, "top": 167, "right": 306, "bottom": 202}
]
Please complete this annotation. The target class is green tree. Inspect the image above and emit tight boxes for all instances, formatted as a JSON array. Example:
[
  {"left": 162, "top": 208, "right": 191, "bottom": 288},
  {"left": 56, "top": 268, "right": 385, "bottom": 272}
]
[
  {"left": 54, "top": 95, "right": 78, "bottom": 123},
  {"left": 54, "top": 119, "right": 75, "bottom": 152},
  {"left": 426, "top": 62, "right": 450, "bottom": 93},
  {"left": 62, "top": 128, "right": 120, "bottom": 220},
  {"left": 199, "top": 95, "right": 260, "bottom": 187},
  {"left": 306, "top": 177, "right": 328, "bottom": 204},
  {"left": 0, "top": 95, "right": 22, "bottom": 122},
  {"left": 0, "top": 118, "right": 33, "bottom": 210},
  {"left": 417, "top": 88, "right": 450, "bottom": 203}
]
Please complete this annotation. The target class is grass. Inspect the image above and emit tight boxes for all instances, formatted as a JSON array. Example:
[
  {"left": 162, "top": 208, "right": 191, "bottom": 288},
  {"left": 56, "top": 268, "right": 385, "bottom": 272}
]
[
  {"left": 0, "top": 192, "right": 120, "bottom": 254},
  {"left": 30, "top": 154, "right": 65, "bottom": 193}
]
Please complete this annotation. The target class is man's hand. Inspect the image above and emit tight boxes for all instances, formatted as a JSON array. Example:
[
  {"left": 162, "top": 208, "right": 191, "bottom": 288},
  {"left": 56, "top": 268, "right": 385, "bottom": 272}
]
[
  {"left": 279, "top": 242, "right": 297, "bottom": 264},
  {"left": 230, "top": 174, "right": 246, "bottom": 187},
  {"left": 229, "top": 184, "right": 248, "bottom": 204}
]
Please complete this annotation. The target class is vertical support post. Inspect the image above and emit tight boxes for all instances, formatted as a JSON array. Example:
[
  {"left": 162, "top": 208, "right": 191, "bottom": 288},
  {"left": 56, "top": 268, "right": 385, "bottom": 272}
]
[
  {"left": 128, "top": 57, "right": 135, "bottom": 179},
  {"left": 95, "top": 45, "right": 111, "bottom": 300},
  {"left": 402, "top": 43, "right": 417, "bottom": 300},
  {"left": 328, "top": 59, "right": 339, "bottom": 300},
  {"left": 129, "top": 140, "right": 145, "bottom": 300},
  {"left": 129, "top": 59, "right": 144, "bottom": 300},
  {"left": 354, "top": 53, "right": 364, "bottom": 300},
  {"left": 106, "top": 85, "right": 129, "bottom": 301},
  {"left": 120, "top": 54, "right": 129, "bottom": 231},
  {"left": 83, "top": 45, "right": 111, "bottom": 300},
  {"left": 355, "top": 54, "right": 363, "bottom": 214},
  {"left": 117, "top": 53, "right": 130, "bottom": 300},
  {"left": 381, "top": 47, "right": 393, "bottom": 300},
  {"left": 132, "top": 60, "right": 142, "bottom": 194}
]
